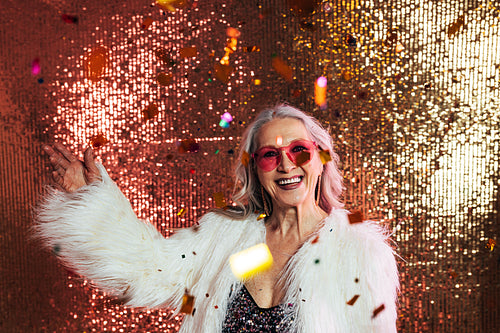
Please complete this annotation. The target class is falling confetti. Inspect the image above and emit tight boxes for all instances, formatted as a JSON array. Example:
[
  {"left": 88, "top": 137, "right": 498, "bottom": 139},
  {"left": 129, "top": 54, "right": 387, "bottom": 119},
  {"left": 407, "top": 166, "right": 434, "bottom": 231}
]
[
  {"left": 156, "top": 0, "right": 188, "bottom": 12},
  {"left": 142, "top": 103, "right": 159, "bottom": 121},
  {"left": 219, "top": 112, "right": 233, "bottom": 128},
  {"left": 61, "top": 14, "right": 78, "bottom": 24},
  {"left": 156, "top": 72, "right": 172, "bottom": 86},
  {"left": 314, "top": 76, "right": 327, "bottom": 109},
  {"left": 257, "top": 213, "right": 267, "bottom": 220},
  {"left": 180, "top": 46, "right": 197, "bottom": 58},
  {"left": 347, "top": 294, "right": 360, "bottom": 306},
  {"left": 348, "top": 210, "right": 364, "bottom": 224},
  {"left": 214, "top": 63, "right": 233, "bottom": 83},
  {"left": 177, "top": 139, "right": 200, "bottom": 153},
  {"left": 372, "top": 304, "right": 385, "bottom": 318},
  {"left": 177, "top": 208, "right": 186, "bottom": 217},
  {"left": 447, "top": 15, "right": 465, "bottom": 37},
  {"left": 276, "top": 136, "right": 283, "bottom": 146},
  {"left": 229, "top": 243, "right": 273, "bottom": 280},
  {"left": 486, "top": 238, "right": 496, "bottom": 251},
  {"left": 319, "top": 150, "right": 332, "bottom": 164},
  {"left": 31, "top": 58, "right": 40, "bottom": 76},
  {"left": 294, "top": 151, "right": 310, "bottom": 166},
  {"left": 271, "top": 55, "right": 293, "bottom": 82},
  {"left": 241, "top": 151, "right": 250, "bottom": 167},
  {"left": 179, "top": 292, "right": 195, "bottom": 314},
  {"left": 213, "top": 191, "right": 226, "bottom": 208},
  {"left": 90, "top": 134, "right": 109, "bottom": 149},
  {"left": 84, "top": 46, "right": 109, "bottom": 82},
  {"left": 141, "top": 17, "right": 154, "bottom": 29}
]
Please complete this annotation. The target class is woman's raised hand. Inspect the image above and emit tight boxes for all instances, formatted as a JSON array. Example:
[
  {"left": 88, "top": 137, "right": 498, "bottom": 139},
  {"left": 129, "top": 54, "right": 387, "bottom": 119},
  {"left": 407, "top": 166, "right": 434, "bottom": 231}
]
[{"left": 42, "top": 143, "right": 102, "bottom": 193}]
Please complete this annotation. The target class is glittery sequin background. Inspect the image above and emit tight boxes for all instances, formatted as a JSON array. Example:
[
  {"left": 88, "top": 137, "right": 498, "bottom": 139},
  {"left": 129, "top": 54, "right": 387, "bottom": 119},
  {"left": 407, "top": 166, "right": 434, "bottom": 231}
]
[{"left": 1, "top": 0, "right": 498, "bottom": 331}]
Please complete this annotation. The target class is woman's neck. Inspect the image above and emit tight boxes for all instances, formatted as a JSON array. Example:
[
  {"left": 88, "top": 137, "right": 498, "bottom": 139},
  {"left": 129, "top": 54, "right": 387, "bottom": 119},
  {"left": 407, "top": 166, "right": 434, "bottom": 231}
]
[{"left": 266, "top": 201, "right": 328, "bottom": 242}]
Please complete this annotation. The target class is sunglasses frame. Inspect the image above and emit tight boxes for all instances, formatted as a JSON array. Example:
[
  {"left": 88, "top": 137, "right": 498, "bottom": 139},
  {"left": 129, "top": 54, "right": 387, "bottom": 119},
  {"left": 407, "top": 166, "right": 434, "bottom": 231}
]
[{"left": 251, "top": 139, "right": 318, "bottom": 171}]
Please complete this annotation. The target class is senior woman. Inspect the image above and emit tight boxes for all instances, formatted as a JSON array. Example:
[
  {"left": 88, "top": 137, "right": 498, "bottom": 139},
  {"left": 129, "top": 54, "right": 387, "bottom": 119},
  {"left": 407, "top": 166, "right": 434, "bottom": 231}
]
[{"left": 35, "top": 104, "right": 399, "bottom": 332}]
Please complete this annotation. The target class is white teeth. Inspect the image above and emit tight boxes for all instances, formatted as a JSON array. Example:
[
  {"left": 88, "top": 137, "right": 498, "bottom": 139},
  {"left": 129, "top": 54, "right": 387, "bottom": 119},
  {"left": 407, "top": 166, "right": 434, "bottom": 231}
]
[{"left": 278, "top": 176, "right": 302, "bottom": 185}]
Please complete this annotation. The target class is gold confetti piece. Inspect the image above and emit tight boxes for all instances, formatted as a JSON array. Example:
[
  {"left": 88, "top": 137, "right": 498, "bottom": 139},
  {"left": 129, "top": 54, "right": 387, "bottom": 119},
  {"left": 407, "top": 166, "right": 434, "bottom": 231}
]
[
  {"left": 90, "top": 134, "right": 109, "bottom": 149},
  {"left": 254, "top": 79, "right": 261, "bottom": 85},
  {"left": 213, "top": 192, "right": 226, "bottom": 208},
  {"left": 141, "top": 17, "right": 154, "bottom": 29},
  {"left": 295, "top": 151, "right": 310, "bottom": 166},
  {"left": 214, "top": 63, "right": 234, "bottom": 83},
  {"left": 342, "top": 70, "right": 353, "bottom": 81},
  {"left": 226, "top": 27, "right": 241, "bottom": 38},
  {"left": 84, "top": 46, "right": 109, "bottom": 82},
  {"left": 372, "top": 304, "right": 385, "bottom": 318},
  {"left": 142, "top": 103, "right": 159, "bottom": 121},
  {"left": 180, "top": 46, "right": 197, "bottom": 58},
  {"left": 347, "top": 294, "right": 360, "bottom": 306},
  {"left": 395, "top": 42, "right": 404, "bottom": 53},
  {"left": 271, "top": 56, "right": 293, "bottom": 82},
  {"left": 157, "top": 72, "right": 172, "bottom": 86},
  {"left": 447, "top": 15, "right": 465, "bottom": 37},
  {"left": 156, "top": 0, "right": 187, "bottom": 12},
  {"left": 177, "top": 208, "right": 186, "bottom": 217},
  {"left": 241, "top": 151, "right": 250, "bottom": 167},
  {"left": 319, "top": 150, "right": 332, "bottom": 164},
  {"left": 230, "top": 243, "right": 273, "bottom": 280},
  {"left": 179, "top": 292, "right": 195, "bottom": 314},
  {"left": 257, "top": 213, "right": 267, "bottom": 220},
  {"left": 486, "top": 238, "right": 496, "bottom": 251},
  {"left": 348, "top": 210, "right": 364, "bottom": 224}
]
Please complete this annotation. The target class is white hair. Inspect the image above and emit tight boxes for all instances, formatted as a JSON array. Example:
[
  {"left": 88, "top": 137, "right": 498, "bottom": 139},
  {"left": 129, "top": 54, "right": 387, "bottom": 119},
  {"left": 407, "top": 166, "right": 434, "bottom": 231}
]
[{"left": 218, "top": 104, "right": 344, "bottom": 219}]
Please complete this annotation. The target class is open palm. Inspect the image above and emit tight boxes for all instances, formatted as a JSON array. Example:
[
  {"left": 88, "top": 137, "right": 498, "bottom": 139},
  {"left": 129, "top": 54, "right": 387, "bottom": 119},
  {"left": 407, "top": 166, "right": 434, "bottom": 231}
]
[{"left": 42, "top": 142, "right": 102, "bottom": 193}]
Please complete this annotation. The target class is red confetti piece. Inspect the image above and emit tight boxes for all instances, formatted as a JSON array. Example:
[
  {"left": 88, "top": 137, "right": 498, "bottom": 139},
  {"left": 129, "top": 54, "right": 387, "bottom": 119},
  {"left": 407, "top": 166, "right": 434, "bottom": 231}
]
[
  {"left": 157, "top": 72, "right": 172, "bottom": 86},
  {"left": 271, "top": 56, "right": 293, "bottom": 82},
  {"left": 90, "top": 134, "right": 109, "bottom": 149},
  {"left": 141, "top": 17, "right": 154, "bottom": 29},
  {"left": 142, "top": 103, "right": 159, "bottom": 121},
  {"left": 61, "top": 14, "right": 78, "bottom": 24},
  {"left": 348, "top": 210, "right": 364, "bottom": 224},
  {"left": 346, "top": 294, "right": 360, "bottom": 306},
  {"left": 372, "top": 304, "right": 385, "bottom": 318},
  {"left": 179, "top": 292, "right": 195, "bottom": 314},
  {"left": 180, "top": 46, "right": 197, "bottom": 58},
  {"left": 311, "top": 235, "right": 320, "bottom": 244},
  {"left": 486, "top": 238, "right": 496, "bottom": 251},
  {"left": 177, "top": 139, "right": 200, "bottom": 153},
  {"left": 226, "top": 27, "right": 241, "bottom": 38}
]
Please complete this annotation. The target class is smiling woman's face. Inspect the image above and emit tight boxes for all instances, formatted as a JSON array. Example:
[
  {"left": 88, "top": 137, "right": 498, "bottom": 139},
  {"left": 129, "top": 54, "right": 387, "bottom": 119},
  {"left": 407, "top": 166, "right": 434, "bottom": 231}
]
[{"left": 255, "top": 117, "right": 323, "bottom": 211}]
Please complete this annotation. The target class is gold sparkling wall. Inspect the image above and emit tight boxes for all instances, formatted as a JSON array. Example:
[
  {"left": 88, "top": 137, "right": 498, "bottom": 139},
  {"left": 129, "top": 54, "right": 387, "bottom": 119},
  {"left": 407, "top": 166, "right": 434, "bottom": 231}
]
[{"left": 1, "top": 0, "right": 499, "bottom": 331}]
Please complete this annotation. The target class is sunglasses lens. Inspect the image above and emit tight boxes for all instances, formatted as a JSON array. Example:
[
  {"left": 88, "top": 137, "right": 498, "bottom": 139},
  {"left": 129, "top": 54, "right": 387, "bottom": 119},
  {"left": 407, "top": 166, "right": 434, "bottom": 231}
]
[
  {"left": 255, "top": 148, "right": 280, "bottom": 171},
  {"left": 253, "top": 140, "right": 316, "bottom": 171}
]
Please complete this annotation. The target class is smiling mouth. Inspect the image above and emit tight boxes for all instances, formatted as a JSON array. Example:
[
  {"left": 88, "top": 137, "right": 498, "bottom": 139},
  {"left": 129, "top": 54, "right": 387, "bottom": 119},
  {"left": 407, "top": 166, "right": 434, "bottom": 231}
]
[{"left": 276, "top": 176, "right": 303, "bottom": 186}]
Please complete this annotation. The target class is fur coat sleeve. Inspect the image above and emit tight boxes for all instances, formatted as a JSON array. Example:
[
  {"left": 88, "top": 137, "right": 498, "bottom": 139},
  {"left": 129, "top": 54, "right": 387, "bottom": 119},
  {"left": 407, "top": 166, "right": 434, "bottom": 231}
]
[{"left": 32, "top": 164, "right": 233, "bottom": 311}]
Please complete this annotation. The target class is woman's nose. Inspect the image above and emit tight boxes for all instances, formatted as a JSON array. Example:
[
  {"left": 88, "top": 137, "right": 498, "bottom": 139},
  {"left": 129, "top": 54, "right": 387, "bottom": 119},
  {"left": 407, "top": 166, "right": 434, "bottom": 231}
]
[{"left": 277, "top": 150, "right": 295, "bottom": 172}]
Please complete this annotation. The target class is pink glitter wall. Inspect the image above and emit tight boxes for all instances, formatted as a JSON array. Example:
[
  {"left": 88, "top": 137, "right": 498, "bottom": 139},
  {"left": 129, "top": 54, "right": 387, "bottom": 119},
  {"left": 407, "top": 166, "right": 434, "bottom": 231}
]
[{"left": 0, "top": 0, "right": 499, "bottom": 331}]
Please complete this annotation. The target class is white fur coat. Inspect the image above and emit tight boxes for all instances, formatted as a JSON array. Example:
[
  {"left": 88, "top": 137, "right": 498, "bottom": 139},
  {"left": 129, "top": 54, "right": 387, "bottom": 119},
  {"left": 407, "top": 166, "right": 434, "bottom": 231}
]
[{"left": 34, "top": 164, "right": 399, "bottom": 332}]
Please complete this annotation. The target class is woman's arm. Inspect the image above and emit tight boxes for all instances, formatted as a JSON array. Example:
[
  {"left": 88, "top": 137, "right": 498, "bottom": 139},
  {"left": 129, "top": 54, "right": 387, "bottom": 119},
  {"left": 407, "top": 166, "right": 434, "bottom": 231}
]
[{"left": 33, "top": 162, "right": 203, "bottom": 310}]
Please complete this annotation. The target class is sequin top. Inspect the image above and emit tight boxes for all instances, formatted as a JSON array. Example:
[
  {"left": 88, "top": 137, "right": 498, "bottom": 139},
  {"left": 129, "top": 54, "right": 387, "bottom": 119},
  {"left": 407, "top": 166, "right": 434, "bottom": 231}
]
[{"left": 222, "top": 286, "right": 293, "bottom": 332}]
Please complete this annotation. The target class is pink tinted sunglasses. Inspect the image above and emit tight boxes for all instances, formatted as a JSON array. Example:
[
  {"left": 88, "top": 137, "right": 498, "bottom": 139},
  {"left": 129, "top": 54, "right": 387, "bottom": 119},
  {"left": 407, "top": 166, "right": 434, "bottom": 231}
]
[{"left": 252, "top": 139, "right": 317, "bottom": 171}]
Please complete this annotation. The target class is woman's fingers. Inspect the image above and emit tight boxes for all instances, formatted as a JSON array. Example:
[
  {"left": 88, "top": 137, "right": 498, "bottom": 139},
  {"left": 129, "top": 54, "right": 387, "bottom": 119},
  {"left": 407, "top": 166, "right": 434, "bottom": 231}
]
[
  {"left": 84, "top": 147, "right": 102, "bottom": 182},
  {"left": 54, "top": 142, "right": 78, "bottom": 163}
]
